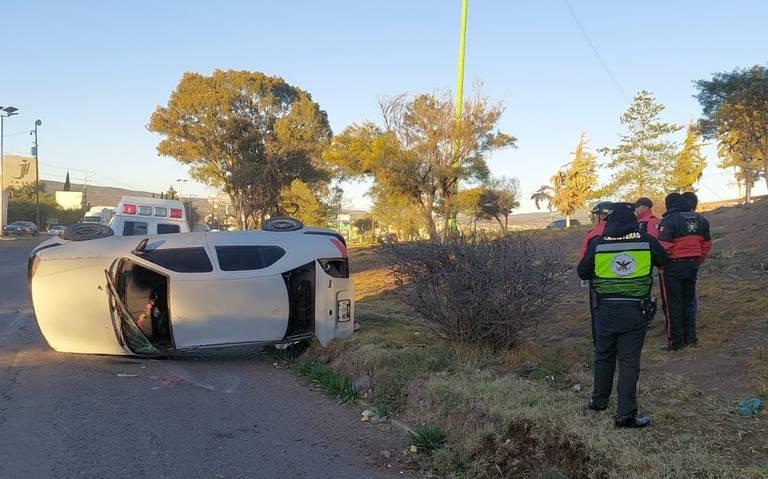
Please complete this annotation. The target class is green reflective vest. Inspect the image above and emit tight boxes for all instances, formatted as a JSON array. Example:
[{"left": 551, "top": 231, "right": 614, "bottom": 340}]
[{"left": 592, "top": 241, "right": 652, "bottom": 298}]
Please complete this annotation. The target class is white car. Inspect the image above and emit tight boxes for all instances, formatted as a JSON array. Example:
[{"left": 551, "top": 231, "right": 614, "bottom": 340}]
[
  {"left": 47, "top": 225, "right": 67, "bottom": 236},
  {"left": 29, "top": 219, "right": 354, "bottom": 356}
]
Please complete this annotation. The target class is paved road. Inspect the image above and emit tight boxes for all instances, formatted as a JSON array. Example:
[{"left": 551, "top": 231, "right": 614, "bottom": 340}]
[{"left": 0, "top": 239, "right": 407, "bottom": 479}]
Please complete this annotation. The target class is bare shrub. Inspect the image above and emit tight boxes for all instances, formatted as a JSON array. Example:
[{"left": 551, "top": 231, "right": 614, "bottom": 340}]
[{"left": 385, "top": 234, "right": 569, "bottom": 349}]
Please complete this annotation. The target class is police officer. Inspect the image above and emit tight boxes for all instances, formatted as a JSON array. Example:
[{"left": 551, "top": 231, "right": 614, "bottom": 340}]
[
  {"left": 580, "top": 202, "right": 614, "bottom": 346},
  {"left": 634, "top": 197, "right": 660, "bottom": 239},
  {"left": 578, "top": 203, "right": 668, "bottom": 428},
  {"left": 659, "top": 192, "right": 712, "bottom": 351}
]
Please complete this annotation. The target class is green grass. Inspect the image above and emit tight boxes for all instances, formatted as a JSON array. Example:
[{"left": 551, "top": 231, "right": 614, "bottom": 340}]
[
  {"left": 294, "top": 359, "right": 361, "bottom": 404},
  {"left": 409, "top": 425, "right": 448, "bottom": 453}
]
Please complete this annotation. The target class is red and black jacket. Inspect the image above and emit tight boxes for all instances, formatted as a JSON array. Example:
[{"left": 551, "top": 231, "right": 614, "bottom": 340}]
[{"left": 659, "top": 199, "right": 712, "bottom": 264}]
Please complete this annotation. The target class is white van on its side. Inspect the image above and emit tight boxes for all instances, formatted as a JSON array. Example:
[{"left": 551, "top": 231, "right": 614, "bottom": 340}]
[{"left": 110, "top": 196, "right": 190, "bottom": 236}]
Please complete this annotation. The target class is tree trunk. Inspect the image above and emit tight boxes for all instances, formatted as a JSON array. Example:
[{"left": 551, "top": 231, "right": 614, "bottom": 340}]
[
  {"left": 566, "top": 214, "right": 571, "bottom": 228},
  {"left": 504, "top": 214, "right": 509, "bottom": 234},
  {"left": 745, "top": 169, "right": 753, "bottom": 204}
]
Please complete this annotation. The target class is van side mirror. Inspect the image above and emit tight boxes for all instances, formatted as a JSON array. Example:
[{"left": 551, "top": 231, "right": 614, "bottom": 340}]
[{"left": 132, "top": 238, "right": 149, "bottom": 255}]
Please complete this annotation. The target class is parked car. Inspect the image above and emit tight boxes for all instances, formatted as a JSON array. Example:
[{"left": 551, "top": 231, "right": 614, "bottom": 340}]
[
  {"left": 47, "top": 225, "right": 67, "bottom": 236},
  {"left": 28, "top": 218, "right": 354, "bottom": 356},
  {"left": 2, "top": 221, "right": 38, "bottom": 236},
  {"left": 545, "top": 219, "right": 581, "bottom": 230}
]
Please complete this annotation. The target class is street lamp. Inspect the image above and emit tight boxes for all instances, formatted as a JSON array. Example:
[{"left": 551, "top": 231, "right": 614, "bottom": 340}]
[
  {"left": 0, "top": 106, "right": 20, "bottom": 229},
  {"left": 30, "top": 119, "right": 41, "bottom": 233},
  {"left": 176, "top": 178, "right": 188, "bottom": 199}
]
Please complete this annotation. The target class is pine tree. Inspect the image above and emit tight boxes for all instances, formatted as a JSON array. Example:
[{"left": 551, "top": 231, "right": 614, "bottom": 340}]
[
  {"left": 600, "top": 90, "right": 682, "bottom": 200},
  {"left": 63, "top": 171, "right": 71, "bottom": 191},
  {"left": 668, "top": 122, "right": 706, "bottom": 192},
  {"left": 551, "top": 133, "right": 599, "bottom": 227}
]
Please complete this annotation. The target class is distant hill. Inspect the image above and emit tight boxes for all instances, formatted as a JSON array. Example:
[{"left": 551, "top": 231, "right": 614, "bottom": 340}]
[{"left": 42, "top": 180, "right": 211, "bottom": 216}]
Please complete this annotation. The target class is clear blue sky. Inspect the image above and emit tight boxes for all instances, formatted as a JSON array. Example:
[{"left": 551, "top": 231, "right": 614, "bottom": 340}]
[{"left": 2, "top": 0, "right": 767, "bottom": 212}]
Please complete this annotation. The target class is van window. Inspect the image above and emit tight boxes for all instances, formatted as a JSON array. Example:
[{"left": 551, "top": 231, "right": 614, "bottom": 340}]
[
  {"left": 143, "top": 248, "right": 213, "bottom": 273},
  {"left": 124, "top": 221, "right": 148, "bottom": 236},
  {"left": 215, "top": 246, "right": 286, "bottom": 271},
  {"left": 157, "top": 224, "right": 181, "bottom": 234}
]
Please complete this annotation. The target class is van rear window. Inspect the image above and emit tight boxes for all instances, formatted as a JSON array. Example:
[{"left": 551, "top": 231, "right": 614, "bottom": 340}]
[
  {"left": 143, "top": 248, "right": 213, "bottom": 273},
  {"left": 215, "top": 246, "right": 286, "bottom": 271},
  {"left": 124, "top": 221, "right": 148, "bottom": 236},
  {"left": 157, "top": 224, "right": 181, "bottom": 234}
]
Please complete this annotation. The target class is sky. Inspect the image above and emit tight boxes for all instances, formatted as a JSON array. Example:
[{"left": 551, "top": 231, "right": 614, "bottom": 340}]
[{"left": 2, "top": 0, "right": 767, "bottom": 212}]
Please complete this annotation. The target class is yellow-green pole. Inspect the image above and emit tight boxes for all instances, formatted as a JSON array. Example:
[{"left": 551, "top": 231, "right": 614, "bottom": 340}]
[{"left": 449, "top": 0, "right": 468, "bottom": 232}]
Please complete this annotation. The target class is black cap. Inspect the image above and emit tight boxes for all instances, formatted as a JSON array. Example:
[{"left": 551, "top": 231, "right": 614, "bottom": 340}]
[
  {"left": 604, "top": 203, "right": 639, "bottom": 235},
  {"left": 635, "top": 197, "right": 653, "bottom": 208}
]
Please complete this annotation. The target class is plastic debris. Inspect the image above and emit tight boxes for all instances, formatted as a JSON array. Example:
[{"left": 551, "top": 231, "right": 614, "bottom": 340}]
[
  {"left": 737, "top": 397, "right": 763, "bottom": 417},
  {"left": 116, "top": 373, "right": 138, "bottom": 377}
]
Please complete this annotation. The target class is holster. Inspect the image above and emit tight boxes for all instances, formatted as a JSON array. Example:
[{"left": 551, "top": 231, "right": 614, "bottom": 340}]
[{"left": 640, "top": 296, "right": 657, "bottom": 323}]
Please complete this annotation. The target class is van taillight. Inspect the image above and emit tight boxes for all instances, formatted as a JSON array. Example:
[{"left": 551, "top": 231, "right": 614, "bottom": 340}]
[
  {"left": 123, "top": 204, "right": 137, "bottom": 214},
  {"left": 170, "top": 208, "right": 182, "bottom": 218}
]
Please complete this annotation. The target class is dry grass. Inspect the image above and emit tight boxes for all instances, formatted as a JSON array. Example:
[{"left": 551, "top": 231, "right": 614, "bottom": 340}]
[
  {"left": 750, "top": 347, "right": 768, "bottom": 398},
  {"left": 304, "top": 232, "right": 768, "bottom": 478}
]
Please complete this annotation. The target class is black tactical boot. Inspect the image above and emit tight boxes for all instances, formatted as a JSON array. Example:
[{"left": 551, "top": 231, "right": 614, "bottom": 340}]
[
  {"left": 587, "top": 399, "right": 607, "bottom": 412},
  {"left": 614, "top": 415, "right": 652, "bottom": 428}
]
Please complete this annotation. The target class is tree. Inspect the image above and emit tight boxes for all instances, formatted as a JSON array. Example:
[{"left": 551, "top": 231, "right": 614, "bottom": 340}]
[
  {"left": 600, "top": 90, "right": 682, "bottom": 200},
  {"left": 352, "top": 216, "right": 374, "bottom": 240},
  {"left": 531, "top": 185, "right": 553, "bottom": 215},
  {"left": 696, "top": 65, "right": 768, "bottom": 190},
  {"left": 371, "top": 187, "right": 423, "bottom": 241},
  {"left": 550, "top": 134, "right": 599, "bottom": 227},
  {"left": 668, "top": 122, "right": 706, "bottom": 193},
  {"left": 63, "top": 171, "right": 71, "bottom": 192},
  {"left": 456, "top": 186, "right": 484, "bottom": 234},
  {"left": 323, "top": 89, "right": 516, "bottom": 241},
  {"left": 149, "top": 70, "right": 332, "bottom": 230},
  {"left": 717, "top": 126, "right": 763, "bottom": 204},
  {"left": 279, "top": 179, "right": 330, "bottom": 227},
  {"left": 165, "top": 185, "right": 178, "bottom": 200},
  {"left": 477, "top": 176, "right": 521, "bottom": 233}
]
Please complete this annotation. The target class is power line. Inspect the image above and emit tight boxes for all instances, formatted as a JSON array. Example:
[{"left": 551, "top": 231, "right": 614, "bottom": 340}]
[{"left": 561, "top": 0, "right": 631, "bottom": 103}]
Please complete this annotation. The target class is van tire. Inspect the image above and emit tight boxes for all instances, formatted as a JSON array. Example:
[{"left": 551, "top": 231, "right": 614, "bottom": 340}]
[
  {"left": 62, "top": 223, "right": 115, "bottom": 241},
  {"left": 262, "top": 217, "right": 304, "bottom": 232}
]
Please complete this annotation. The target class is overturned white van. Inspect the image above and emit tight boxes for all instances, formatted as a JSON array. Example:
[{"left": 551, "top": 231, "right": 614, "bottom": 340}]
[{"left": 28, "top": 222, "right": 353, "bottom": 356}]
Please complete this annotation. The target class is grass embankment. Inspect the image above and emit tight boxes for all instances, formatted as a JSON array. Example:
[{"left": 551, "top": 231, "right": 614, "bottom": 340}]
[{"left": 299, "top": 227, "right": 768, "bottom": 478}]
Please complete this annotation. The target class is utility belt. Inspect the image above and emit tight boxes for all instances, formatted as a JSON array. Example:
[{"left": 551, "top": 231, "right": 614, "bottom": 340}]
[
  {"left": 597, "top": 296, "right": 657, "bottom": 322},
  {"left": 670, "top": 256, "right": 698, "bottom": 262}
]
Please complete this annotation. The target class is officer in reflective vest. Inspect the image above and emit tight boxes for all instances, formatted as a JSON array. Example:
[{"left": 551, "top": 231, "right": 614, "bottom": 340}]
[
  {"left": 580, "top": 201, "right": 614, "bottom": 347},
  {"left": 578, "top": 204, "right": 668, "bottom": 428}
]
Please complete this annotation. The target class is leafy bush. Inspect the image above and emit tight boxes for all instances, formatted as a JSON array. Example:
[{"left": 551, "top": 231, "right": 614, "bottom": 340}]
[{"left": 386, "top": 234, "right": 569, "bottom": 349}]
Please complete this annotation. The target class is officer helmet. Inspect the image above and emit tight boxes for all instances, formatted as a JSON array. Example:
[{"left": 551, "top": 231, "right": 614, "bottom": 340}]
[{"left": 591, "top": 201, "right": 614, "bottom": 218}]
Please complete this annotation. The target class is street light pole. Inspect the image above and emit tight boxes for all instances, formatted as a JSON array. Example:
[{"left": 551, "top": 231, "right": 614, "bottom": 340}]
[
  {"left": 0, "top": 106, "right": 20, "bottom": 229},
  {"left": 176, "top": 178, "right": 187, "bottom": 199},
  {"left": 31, "top": 120, "right": 41, "bottom": 233}
]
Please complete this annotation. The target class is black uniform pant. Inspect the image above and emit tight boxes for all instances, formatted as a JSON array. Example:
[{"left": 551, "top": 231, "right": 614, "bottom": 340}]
[
  {"left": 589, "top": 284, "right": 598, "bottom": 347},
  {"left": 592, "top": 301, "right": 647, "bottom": 418},
  {"left": 662, "top": 260, "right": 699, "bottom": 349}
]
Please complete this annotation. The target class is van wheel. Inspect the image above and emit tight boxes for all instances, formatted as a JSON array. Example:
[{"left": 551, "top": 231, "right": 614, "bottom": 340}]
[
  {"left": 262, "top": 217, "right": 303, "bottom": 232},
  {"left": 62, "top": 223, "right": 115, "bottom": 241}
]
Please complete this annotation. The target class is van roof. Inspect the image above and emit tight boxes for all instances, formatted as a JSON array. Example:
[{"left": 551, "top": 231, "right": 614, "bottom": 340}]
[{"left": 117, "top": 196, "right": 185, "bottom": 207}]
